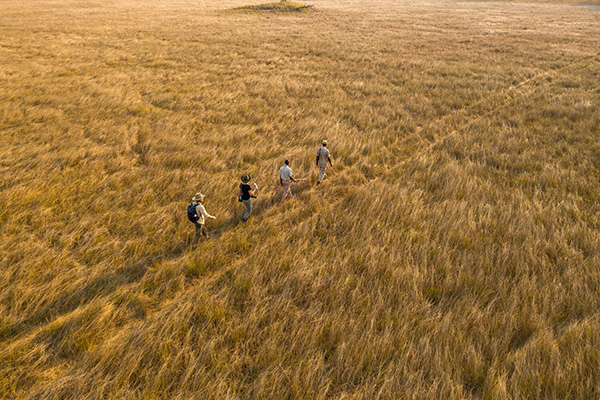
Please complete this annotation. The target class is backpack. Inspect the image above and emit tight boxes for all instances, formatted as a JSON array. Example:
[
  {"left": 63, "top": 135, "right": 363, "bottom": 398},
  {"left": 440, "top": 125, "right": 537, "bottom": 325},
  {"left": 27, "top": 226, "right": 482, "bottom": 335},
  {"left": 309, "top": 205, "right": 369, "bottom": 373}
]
[{"left": 187, "top": 202, "right": 199, "bottom": 223}]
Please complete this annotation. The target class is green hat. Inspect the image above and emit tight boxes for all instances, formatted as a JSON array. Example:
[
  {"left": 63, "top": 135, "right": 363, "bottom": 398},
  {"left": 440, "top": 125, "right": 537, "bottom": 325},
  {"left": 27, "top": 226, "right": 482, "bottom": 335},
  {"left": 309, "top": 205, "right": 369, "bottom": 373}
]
[
  {"left": 241, "top": 174, "right": 251, "bottom": 183},
  {"left": 192, "top": 193, "right": 204, "bottom": 201}
]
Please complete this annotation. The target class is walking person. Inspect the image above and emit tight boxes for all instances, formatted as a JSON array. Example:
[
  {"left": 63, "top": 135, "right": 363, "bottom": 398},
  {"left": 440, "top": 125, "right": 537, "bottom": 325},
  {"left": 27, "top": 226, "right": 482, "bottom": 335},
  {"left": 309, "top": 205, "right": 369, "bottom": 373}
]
[
  {"left": 239, "top": 174, "right": 258, "bottom": 223},
  {"left": 316, "top": 139, "right": 333, "bottom": 185},
  {"left": 187, "top": 193, "right": 216, "bottom": 249},
  {"left": 279, "top": 159, "right": 296, "bottom": 204}
]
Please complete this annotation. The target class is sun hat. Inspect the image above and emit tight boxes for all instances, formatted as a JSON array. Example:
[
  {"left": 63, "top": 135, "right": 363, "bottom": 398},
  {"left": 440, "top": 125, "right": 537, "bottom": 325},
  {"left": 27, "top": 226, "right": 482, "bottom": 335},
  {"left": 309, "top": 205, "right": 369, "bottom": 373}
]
[
  {"left": 241, "top": 174, "right": 251, "bottom": 183},
  {"left": 322, "top": 140, "right": 328, "bottom": 145},
  {"left": 192, "top": 193, "right": 204, "bottom": 201}
]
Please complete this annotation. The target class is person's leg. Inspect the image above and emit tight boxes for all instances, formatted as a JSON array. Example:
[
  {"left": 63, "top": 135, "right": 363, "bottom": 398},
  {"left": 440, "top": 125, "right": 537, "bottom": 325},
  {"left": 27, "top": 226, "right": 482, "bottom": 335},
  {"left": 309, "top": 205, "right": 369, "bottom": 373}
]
[
  {"left": 280, "top": 180, "right": 290, "bottom": 204},
  {"left": 318, "top": 165, "right": 327, "bottom": 183},
  {"left": 242, "top": 199, "right": 252, "bottom": 221},
  {"left": 201, "top": 224, "right": 209, "bottom": 238},
  {"left": 192, "top": 222, "right": 202, "bottom": 247}
]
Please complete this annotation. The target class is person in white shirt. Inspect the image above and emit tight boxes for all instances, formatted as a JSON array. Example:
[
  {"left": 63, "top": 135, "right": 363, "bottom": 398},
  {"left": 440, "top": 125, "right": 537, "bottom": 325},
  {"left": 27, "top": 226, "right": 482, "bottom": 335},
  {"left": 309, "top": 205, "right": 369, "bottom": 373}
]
[
  {"left": 316, "top": 140, "right": 333, "bottom": 185},
  {"left": 190, "top": 193, "right": 216, "bottom": 248},
  {"left": 279, "top": 159, "right": 296, "bottom": 204}
]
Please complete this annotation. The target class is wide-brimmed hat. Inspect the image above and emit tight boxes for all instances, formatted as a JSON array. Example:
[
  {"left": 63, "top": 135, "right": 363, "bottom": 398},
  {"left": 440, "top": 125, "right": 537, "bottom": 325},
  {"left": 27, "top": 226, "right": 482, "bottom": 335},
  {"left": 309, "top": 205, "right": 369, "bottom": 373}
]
[
  {"left": 192, "top": 193, "right": 204, "bottom": 201},
  {"left": 241, "top": 174, "right": 251, "bottom": 183},
  {"left": 322, "top": 140, "right": 328, "bottom": 145}
]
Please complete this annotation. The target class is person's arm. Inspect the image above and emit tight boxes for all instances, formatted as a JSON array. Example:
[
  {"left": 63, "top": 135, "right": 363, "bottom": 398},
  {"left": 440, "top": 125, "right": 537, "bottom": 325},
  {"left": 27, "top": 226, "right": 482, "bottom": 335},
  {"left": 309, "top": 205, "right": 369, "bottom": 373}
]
[
  {"left": 316, "top": 156, "right": 319, "bottom": 166},
  {"left": 290, "top": 171, "right": 296, "bottom": 182},
  {"left": 199, "top": 204, "right": 215, "bottom": 220},
  {"left": 328, "top": 156, "right": 333, "bottom": 167},
  {"left": 248, "top": 183, "right": 257, "bottom": 196}
]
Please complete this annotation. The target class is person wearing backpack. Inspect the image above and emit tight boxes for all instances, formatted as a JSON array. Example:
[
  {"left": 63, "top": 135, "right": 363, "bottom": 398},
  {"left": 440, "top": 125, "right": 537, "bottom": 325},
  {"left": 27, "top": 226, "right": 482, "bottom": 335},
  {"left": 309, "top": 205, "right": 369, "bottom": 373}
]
[
  {"left": 188, "top": 193, "right": 216, "bottom": 249},
  {"left": 316, "top": 139, "right": 333, "bottom": 185},
  {"left": 239, "top": 174, "right": 258, "bottom": 223}
]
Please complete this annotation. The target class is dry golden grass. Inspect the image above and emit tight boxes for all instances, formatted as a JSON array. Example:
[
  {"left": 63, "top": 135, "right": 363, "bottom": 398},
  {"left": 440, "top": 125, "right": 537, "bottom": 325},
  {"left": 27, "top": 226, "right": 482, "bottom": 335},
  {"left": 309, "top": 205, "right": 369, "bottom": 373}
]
[{"left": 1, "top": 0, "right": 599, "bottom": 398}]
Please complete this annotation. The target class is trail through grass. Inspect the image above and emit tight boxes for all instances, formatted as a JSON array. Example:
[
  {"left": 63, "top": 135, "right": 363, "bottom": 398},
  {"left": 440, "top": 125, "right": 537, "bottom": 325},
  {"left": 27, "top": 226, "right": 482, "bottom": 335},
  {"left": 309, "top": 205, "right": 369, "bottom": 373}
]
[{"left": 1, "top": 0, "right": 599, "bottom": 398}]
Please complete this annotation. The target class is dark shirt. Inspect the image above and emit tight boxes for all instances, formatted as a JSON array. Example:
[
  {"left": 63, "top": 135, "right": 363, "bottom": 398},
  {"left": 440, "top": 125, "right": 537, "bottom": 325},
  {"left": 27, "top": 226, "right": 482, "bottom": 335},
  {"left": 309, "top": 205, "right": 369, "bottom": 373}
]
[{"left": 240, "top": 183, "right": 252, "bottom": 200}]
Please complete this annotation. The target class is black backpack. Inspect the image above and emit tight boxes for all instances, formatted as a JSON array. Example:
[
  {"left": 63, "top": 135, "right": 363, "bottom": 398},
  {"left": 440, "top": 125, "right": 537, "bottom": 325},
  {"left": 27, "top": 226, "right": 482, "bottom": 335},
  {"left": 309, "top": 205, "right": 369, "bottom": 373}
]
[{"left": 187, "top": 202, "right": 199, "bottom": 223}]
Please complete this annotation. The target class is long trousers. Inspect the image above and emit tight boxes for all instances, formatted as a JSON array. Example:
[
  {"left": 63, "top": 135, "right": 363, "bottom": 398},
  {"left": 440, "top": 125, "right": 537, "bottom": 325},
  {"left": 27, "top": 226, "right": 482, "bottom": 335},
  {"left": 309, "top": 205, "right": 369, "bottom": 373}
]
[
  {"left": 242, "top": 198, "right": 252, "bottom": 220},
  {"left": 318, "top": 165, "right": 327, "bottom": 183},
  {"left": 192, "top": 222, "right": 207, "bottom": 245},
  {"left": 280, "top": 180, "right": 292, "bottom": 203}
]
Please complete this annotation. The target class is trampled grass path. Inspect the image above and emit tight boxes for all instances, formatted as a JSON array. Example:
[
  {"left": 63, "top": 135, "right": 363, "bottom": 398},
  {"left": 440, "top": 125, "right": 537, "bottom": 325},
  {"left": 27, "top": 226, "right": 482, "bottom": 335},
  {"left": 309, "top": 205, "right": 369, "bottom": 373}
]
[
  {"left": 174, "top": 52, "right": 599, "bottom": 305},
  {"left": 6, "top": 53, "right": 594, "bottom": 353},
  {"left": 404, "top": 53, "right": 600, "bottom": 167},
  {"left": 3, "top": 0, "right": 600, "bottom": 396}
]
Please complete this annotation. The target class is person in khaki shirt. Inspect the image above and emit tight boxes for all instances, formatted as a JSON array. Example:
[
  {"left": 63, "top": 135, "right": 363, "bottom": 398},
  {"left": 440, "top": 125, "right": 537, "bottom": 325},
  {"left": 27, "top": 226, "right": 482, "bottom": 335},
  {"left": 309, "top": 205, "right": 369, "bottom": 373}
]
[
  {"left": 279, "top": 159, "right": 296, "bottom": 204},
  {"left": 316, "top": 139, "right": 333, "bottom": 185},
  {"left": 190, "top": 193, "right": 215, "bottom": 248}
]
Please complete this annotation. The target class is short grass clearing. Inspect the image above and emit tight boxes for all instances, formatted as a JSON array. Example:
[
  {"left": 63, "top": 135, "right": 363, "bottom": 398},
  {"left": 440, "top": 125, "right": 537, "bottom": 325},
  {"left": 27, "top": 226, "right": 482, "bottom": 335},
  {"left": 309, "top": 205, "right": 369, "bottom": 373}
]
[{"left": 233, "top": 1, "right": 314, "bottom": 12}]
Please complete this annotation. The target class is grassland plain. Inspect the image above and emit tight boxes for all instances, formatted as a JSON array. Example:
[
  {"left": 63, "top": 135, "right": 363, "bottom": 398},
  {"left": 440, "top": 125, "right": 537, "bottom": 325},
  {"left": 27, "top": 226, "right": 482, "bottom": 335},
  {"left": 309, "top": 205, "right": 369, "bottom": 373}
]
[{"left": 0, "top": 0, "right": 599, "bottom": 398}]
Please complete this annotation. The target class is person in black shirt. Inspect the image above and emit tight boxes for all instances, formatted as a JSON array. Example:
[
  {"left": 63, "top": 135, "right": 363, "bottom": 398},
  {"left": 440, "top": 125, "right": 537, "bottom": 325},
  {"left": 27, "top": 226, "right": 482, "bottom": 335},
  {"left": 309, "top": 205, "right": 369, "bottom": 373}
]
[{"left": 239, "top": 174, "right": 258, "bottom": 222}]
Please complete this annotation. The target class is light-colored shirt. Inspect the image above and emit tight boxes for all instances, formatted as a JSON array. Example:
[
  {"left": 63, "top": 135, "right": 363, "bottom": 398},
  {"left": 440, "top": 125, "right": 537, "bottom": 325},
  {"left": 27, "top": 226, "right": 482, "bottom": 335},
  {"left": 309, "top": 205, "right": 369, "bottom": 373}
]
[
  {"left": 317, "top": 146, "right": 330, "bottom": 166},
  {"left": 279, "top": 165, "right": 293, "bottom": 181},
  {"left": 194, "top": 203, "right": 214, "bottom": 225}
]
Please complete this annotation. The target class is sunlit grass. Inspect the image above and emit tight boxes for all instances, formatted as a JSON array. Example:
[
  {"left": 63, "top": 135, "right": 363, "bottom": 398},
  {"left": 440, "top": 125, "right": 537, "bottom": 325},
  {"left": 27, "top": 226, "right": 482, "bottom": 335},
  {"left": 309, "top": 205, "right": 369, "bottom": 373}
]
[{"left": 0, "top": 0, "right": 599, "bottom": 398}]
